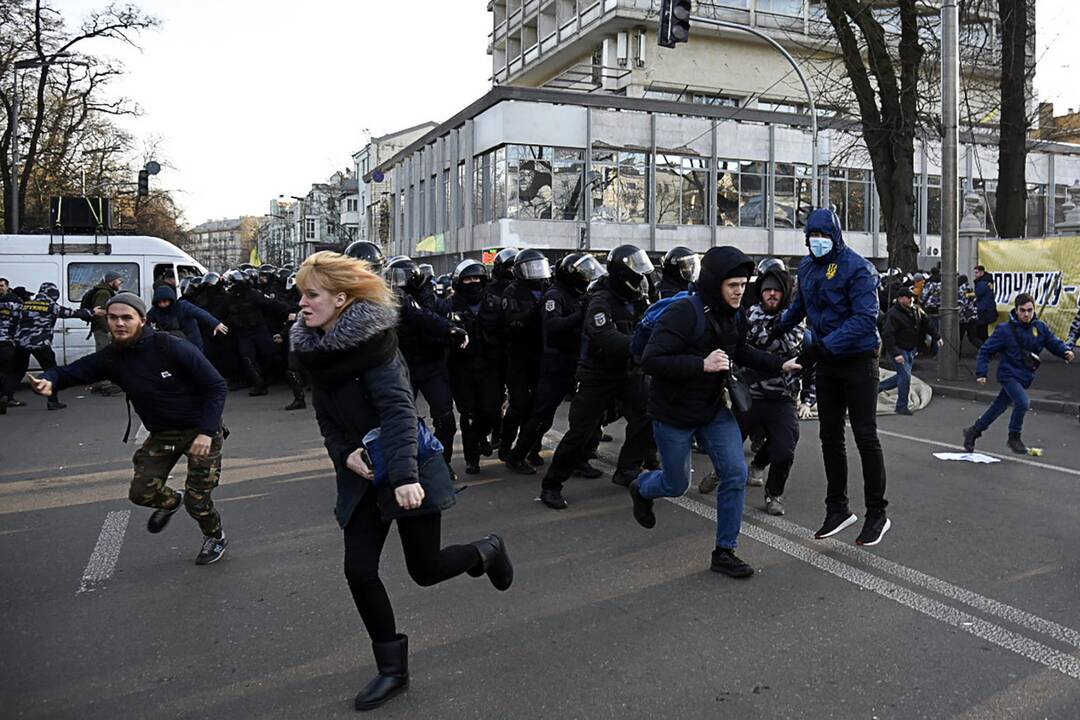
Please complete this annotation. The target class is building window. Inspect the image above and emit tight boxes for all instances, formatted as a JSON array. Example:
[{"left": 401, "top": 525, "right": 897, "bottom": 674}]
[
  {"left": 1026, "top": 183, "right": 1046, "bottom": 237},
  {"left": 443, "top": 169, "right": 451, "bottom": 232},
  {"left": 592, "top": 149, "right": 648, "bottom": 224},
  {"left": 926, "top": 175, "right": 942, "bottom": 236},
  {"left": 305, "top": 218, "right": 316, "bottom": 239},
  {"left": 774, "top": 162, "right": 813, "bottom": 229},
  {"left": 418, "top": 180, "right": 427, "bottom": 236},
  {"left": 347, "top": 198, "right": 358, "bottom": 212},
  {"left": 717, "top": 160, "right": 768, "bottom": 228},
  {"left": 692, "top": 93, "right": 740, "bottom": 107},
  {"left": 474, "top": 153, "right": 492, "bottom": 224},
  {"left": 508, "top": 145, "right": 553, "bottom": 219},
  {"left": 457, "top": 162, "right": 466, "bottom": 228},
  {"left": 494, "top": 147, "right": 507, "bottom": 219},
  {"left": 827, "top": 167, "right": 872, "bottom": 232},
  {"left": 655, "top": 154, "right": 709, "bottom": 225},
  {"left": 553, "top": 148, "right": 584, "bottom": 220}
]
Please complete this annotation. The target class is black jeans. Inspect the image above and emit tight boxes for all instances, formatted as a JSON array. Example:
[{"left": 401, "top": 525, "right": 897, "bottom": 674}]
[
  {"left": 734, "top": 397, "right": 800, "bottom": 498},
  {"left": 499, "top": 359, "right": 540, "bottom": 453},
  {"left": 542, "top": 371, "right": 653, "bottom": 490},
  {"left": 814, "top": 356, "right": 888, "bottom": 516},
  {"left": 343, "top": 491, "right": 479, "bottom": 644}
]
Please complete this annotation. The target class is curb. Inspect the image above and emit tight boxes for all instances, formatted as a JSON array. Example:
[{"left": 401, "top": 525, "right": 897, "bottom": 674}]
[{"left": 929, "top": 383, "right": 1077, "bottom": 416}]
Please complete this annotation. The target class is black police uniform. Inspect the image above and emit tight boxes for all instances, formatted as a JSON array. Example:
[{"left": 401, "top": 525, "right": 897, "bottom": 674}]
[
  {"left": 224, "top": 284, "right": 287, "bottom": 392},
  {"left": 508, "top": 279, "right": 583, "bottom": 466},
  {"left": 541, "top": 275, "right": 653, "bottom": 492},
  {"left": 498, "top": 279, "right": 545, "bottom": 458},
  {"left": 394, "top": 287, "right": 461, "bottom": 465},
  {"left": 447, "top": 288, "right": 503, "bottom": 468}
]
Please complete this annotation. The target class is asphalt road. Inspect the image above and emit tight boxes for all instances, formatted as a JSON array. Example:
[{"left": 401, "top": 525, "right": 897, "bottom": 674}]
[{"left": 2, "top": 384, "right": 1080, "bottom": 719}]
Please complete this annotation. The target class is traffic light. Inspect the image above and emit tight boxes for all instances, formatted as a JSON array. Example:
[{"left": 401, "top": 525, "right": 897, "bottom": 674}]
[
  {"left": 137, "top": 169, "right": 149, "bottom": 197},
  {"left": 658, "top": 0, "right": 692, "bottom": 48}
]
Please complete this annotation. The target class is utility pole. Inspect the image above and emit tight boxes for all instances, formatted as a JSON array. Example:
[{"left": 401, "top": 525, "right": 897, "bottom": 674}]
[{"left": 939, "top": 0, "right": 960, "bottom": 380}]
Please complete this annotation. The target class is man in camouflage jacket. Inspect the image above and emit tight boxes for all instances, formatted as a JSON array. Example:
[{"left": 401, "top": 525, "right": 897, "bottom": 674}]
[
  {"left": 730, "top": 261, "right": 814, "bottom": 517},
  {"left": 13, "top": 282, "right": 95, "bottom": 410},
  {"left": 0, "top": 277, "right": 22, "bottom": 409}
]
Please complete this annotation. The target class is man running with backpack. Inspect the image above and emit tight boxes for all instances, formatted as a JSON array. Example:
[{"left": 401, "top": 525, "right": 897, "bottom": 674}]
[
  {"left": 27, "top": 292, "right": 231, "bottom": 565},
  {"left": 628, "top": 247, "right": 800, "bottom": 578}
]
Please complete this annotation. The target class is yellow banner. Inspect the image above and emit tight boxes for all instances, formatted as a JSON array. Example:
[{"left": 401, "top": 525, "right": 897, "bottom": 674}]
[{"left": 977, "top": 236, "right": 1080, "bottom": 338}]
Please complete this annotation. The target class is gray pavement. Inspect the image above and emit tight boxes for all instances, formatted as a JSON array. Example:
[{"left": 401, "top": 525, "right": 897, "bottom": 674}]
[{"left": 3, "top": 384, "right": 1080, "bottom": 719}]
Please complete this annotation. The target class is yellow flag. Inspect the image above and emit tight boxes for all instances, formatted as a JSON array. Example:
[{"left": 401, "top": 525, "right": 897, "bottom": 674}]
[{"left": 249, "top": 244, "right": 262, "bottom": 266}]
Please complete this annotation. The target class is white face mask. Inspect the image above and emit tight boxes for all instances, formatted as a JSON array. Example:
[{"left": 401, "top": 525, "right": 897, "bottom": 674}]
[{"left": 808, "top": 236, "right": 833, "bottom": 258}]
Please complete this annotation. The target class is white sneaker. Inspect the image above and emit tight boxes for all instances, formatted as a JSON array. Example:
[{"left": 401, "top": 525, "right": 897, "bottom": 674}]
[{"left": 746, "top": 465, "right": 765, "bottom": 487}]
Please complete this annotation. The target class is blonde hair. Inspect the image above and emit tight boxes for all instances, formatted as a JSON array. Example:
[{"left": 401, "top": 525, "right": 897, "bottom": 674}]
[{"left": 296, "top": 251, "right": 397, "bottom": 311}]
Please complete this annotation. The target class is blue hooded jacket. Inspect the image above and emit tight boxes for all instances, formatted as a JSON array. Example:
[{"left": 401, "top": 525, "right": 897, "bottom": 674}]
[
  {"left": 779, "top": 208, "right": 881, "bottom": 357},
  {"left": 147, "top": 285, "right": 221, "bottom": 351},
  {"left": 975, "top": 309, "right": 1070, "bottom": 387}
]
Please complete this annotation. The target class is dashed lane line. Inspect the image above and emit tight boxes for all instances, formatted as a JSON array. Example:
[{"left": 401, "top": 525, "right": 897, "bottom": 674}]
[
  {"left": 76, "top": 510, "right": 129, "bottom": 595},
  {"left": 669, "top": 494, "right": 1080, "bottom": 681}
]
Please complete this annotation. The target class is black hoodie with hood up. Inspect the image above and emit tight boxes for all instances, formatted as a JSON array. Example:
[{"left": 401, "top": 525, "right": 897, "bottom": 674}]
[{"left": 642, "top": 247, "right": 783, "bottom": 428}]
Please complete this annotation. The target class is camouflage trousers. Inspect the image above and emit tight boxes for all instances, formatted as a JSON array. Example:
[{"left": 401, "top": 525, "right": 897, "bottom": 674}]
[{"left": 130, "top": 428, "right": 224, "bottom": 537}]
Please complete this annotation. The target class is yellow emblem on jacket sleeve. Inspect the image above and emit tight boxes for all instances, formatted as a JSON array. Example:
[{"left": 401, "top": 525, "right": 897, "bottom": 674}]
[{"left": 826, "top": 263, "right": 838, "bottom": 280}]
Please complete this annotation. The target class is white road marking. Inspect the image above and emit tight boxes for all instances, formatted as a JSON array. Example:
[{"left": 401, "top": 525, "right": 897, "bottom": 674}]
[
  {"left": 751, "top": 509, "right": 1080, "bottom": 651},
  {"left": 76, "top": 510, "right": 130, "bottom": 595},
  {"left": 668, "top": 494, "right": 1080, "bottom": 681},
  {"left": 216, "top": 492, "right": 269, "bottom": 503},
  {"left": 878, "top": 428, "right": 1080, "bottom": 478}
]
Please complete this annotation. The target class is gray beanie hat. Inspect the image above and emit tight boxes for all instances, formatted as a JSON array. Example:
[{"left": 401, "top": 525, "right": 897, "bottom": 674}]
[
  {"left": 106, "top": 292, "right": 147, "bottom": 318},
  {"left": 104, "top": 270, "right": 123, "bottom": 283}
]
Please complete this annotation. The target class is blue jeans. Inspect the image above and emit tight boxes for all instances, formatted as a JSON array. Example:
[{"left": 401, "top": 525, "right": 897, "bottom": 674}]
[
  {"left": 878, "top": 349, "right": 914, "bottom": 410},
  {"left": 637, "top": 409, "right": 746, "bottom": 549},
  {"left": 974, "top": 380, "right": 1030, "bottom": 435}
]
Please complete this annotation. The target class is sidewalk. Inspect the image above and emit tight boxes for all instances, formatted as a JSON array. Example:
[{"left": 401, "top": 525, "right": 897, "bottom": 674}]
[{"left": 911, "top": 351, "right": 1078, "bottom": 416}]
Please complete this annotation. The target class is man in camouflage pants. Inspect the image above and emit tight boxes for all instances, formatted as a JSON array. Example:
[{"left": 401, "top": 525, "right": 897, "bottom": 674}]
[{"left": 29, "top": 292, "right": 231, "bottom": 565}]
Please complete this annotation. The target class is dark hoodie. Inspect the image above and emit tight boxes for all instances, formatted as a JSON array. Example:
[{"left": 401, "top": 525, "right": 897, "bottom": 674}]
[
  {"left": 146, "top": 285, "right": 221, "bottom": 351},
  {"left": 642, "top": 247, "right": 783, "bottom": 428},
  {"left": 779, "top": 208, "right": 881, "bottom": 358}
]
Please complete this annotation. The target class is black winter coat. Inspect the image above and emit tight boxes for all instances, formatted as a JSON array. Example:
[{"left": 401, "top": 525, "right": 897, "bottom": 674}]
[
  {"left": 643, "top": 299, "right": 782, "bottom": 429},
  {"left": 881, "top": 302, "right": 939, "bottom": 358},
  {"left": 448, "top": 290, "right": 502, "bottom": 372},
  {"left": 503, "top": 280, "right": 545, "bottom": 367},
  {"left": 291, "top": 300, "right": 415, "bottom": 529}
]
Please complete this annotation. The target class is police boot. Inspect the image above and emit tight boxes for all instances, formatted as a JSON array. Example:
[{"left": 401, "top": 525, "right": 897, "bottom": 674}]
[
  {"left": 353, "top": 634, "right": 409, "bottom": 712},
  {"left": 284, "top": 371, "right": 306, "bottom": 411},
  {"left": 245, "top": 359, "right": 267, "bottom": 396}
]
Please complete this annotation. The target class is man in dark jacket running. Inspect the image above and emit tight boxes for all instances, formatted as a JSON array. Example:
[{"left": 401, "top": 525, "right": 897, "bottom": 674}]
[
  {"left": 878, "top": 286, "right": 942, "bottom": 415},
  {"left": 963, "top": 293, "right": 1073, "bottom": 455},
  {"left": 775, "top": 209, "right": 891, "bottom": 546},
  {"left": 27, "top": 292, "right": 231, "bottom": 565},
  {"left": 629, "top": 247, "right": 797, "bottom": 577},
  {"left": 972, "top": 265, "right": 997, "bottom": 346}
]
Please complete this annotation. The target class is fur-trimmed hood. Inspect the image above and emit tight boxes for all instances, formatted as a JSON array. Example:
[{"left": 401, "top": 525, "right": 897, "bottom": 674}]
[{"left": 290, "top": 299, "right": 399, "bottom": 353}]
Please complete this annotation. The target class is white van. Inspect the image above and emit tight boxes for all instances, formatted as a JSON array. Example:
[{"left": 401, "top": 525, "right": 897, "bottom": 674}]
[{"left": 1, "top": 234, "right": 206, "bottom": 364}]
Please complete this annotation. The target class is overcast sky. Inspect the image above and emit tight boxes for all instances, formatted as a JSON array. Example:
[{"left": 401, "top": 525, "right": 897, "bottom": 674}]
[{"left": 56, "top": 0, "right": 1077, "bottom": 227}]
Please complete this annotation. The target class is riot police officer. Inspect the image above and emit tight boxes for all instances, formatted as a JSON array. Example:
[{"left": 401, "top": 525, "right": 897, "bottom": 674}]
[
  {"left": 498, "top": 249, "right": 550, "bottom": 466},
  {"left": 658, "top": 246, "right": 700, "bottom": 299},
  {"left": 488, "top": 248, "right": 519, "bottom": 450},
  {"left": 506, "top": 252, "right": 604, "bottom": 478},
  {"left": 222, "top": 269, "right": 288, "bottom": 395},
  {"left": 385, "top": 256, "right": 467, "bottom": 468},
  {"left": 447, "top": 260, "right": 503, "bottom": 474},
  {"left": 344, "top": 240, "right": 385, "bottom": 274},
  {"left": 539, "top": 245, "right": 656, "bottom": 509}
]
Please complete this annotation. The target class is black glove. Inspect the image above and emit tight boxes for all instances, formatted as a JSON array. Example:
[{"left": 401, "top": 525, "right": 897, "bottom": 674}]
[
  {"left": 448, "top": 326, "right": 468, "bottom": 348},
  {"left": 797, "top": 342, "right": 829, "bottom": 367}
]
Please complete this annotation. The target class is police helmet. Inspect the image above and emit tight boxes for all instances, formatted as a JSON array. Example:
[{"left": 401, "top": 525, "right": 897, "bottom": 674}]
[
  {"left": 513, "top": 249, "right": 552, "bottom": 281},
  {"left": 756, "top": 257, "right": 787, "bottom": 277},
  {"left": 434, "top": 273, "right": 454, "bottom": 298},
  {"left": 344, "top": 240, "right": 385, "bottom": 273},
  {"left": 418, "top": 263, "right": 435, "bottom": 280},
  {"left": 452, "top": 259, "right": 489, "bottom": 288},
  {"left": 606, "top": 244, "right": 654, "bottom": 299},
  {"left": 202, "top": 271, "right": 222, "bottom": 286},
  {"left": 224, "top": 269, "right": 248, "bottom": 286},
  {"left": 238, "top": 263, "right": 255, "bottom": 271},
  {"left": 258, "top": 263, "right": 278, "bottom": 276},
  {"left": 243, "top": 267, "right": 259, "bottom": 283},
  {"left": 662, "top": 246, "right": 700, "bottom": 283},
  {"left": 493, "top": 248, "right": 520, "bottom": 281},
  {"left": 276, "top": 267, "right": 292, "bottom": 284},
  {"left": 384, "top": 256, "right": 422, "bottom": 291},
  {"left": 557, "top": 252, "right": 605, "bottom": 293}
]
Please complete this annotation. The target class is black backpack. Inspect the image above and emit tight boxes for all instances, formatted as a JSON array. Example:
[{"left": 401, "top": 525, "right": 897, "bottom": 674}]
[{"left": 80, "top": 285, "right": 113, "bottom": 312}]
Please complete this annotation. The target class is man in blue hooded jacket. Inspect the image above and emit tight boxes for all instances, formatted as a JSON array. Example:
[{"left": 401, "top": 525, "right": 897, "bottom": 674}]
[
  {"left": 774, "top": 208, "right": 890, "bottom": 546},
  {"left": 963, "top": 293, "right": 1073, "bottom": 454},
  {"left": 147, "top": 284, "right": 228, "bottom": 353}
]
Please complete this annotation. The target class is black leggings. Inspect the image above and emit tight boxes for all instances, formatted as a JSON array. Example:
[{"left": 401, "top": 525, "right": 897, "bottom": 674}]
[{"left": 343, "top": 491, "right": 479, "bottom": 643}]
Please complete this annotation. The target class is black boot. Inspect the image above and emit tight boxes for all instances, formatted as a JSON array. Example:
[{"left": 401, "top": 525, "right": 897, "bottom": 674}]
[
  {"left": 284, "top": 371, "right": 306, "bottom": 410},
  {"left": 962, "top": 425, "right": 981, "bottom": 453},
  {"left": 1007, "top": 432, "right": 1028, "bottom": 455},
  {"left": 467, "top": 533, "right": 513, "bottom": 591},
  {"left": 245, "top": 359, "right": 267, "bottom": 396},
  {"left": 354, "top": 634, "right": 409, "bottom": 711}
]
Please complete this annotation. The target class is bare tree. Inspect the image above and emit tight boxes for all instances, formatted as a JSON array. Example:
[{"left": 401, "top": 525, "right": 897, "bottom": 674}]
[{"left": 0, "top": 0, "right": 158, "bottom": 231}]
